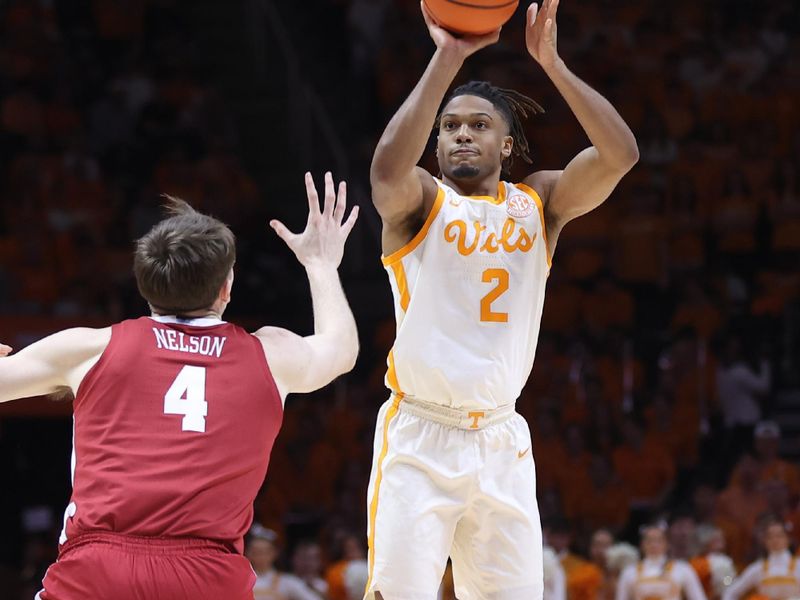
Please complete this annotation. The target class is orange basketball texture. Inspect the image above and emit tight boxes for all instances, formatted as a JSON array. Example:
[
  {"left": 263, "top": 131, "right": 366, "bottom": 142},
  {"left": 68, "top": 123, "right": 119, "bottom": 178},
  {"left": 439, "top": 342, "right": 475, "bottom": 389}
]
[{"left": 423, "top": 0, "right": 519, "bottom": 36}]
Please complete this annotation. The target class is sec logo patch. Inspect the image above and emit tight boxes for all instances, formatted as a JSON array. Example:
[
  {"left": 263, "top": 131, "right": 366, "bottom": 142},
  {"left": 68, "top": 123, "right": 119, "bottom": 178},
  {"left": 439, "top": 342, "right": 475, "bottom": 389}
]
[{"left": 506, "top": 193, "right": 535, "bottom": 218}]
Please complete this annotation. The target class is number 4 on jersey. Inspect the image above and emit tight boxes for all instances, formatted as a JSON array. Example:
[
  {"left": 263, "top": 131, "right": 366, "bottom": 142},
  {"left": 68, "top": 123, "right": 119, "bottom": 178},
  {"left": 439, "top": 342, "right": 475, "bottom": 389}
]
[{"left": 164, "top": 365, "right": 208, "bottom": 432}]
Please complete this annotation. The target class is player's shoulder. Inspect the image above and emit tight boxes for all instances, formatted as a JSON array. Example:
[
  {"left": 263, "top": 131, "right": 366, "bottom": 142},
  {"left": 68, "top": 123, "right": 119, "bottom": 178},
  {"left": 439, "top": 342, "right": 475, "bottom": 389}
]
[
  {"left": 49, "top": 326, "right": 112, "bottom": 351},
  {"left": 252, "top": 325, "right": 294, "bottom": 343},
  {"left": 33, "top": 326, "right": 113, "bottom": 370}
]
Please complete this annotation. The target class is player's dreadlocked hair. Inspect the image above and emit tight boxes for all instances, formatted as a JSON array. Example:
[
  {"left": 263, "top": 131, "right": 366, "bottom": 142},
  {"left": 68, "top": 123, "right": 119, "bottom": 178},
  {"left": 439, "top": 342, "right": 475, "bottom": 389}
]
[{"left": 439, "top": 81, "right": 544, "bottom": 172}]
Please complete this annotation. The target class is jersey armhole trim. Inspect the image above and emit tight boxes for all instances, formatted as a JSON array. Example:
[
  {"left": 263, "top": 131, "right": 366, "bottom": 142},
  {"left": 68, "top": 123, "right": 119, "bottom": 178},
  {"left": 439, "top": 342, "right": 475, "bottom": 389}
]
[
  {"left": 515, "top": 182, "right": 552, "bottom": 268},
  {"left": 381, "top": 185, "right": 445, "bottom": 267}
]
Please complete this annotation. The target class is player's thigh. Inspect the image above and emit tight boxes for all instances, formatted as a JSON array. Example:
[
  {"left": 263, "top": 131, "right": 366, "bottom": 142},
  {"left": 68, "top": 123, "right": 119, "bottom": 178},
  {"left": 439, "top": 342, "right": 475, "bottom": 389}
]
[
  {"left": 451, "top": 416, "right": 544, "bottom": 599},
  {"left": 367, "top": 410, "right": 468, "bottom": 599}
]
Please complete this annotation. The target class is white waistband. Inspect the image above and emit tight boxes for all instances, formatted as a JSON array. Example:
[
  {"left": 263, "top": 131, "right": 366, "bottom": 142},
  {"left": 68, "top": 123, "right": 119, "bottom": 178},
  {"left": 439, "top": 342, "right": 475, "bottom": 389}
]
[{"left": 395, "top": 394, "right": 516, "bottom": 430}]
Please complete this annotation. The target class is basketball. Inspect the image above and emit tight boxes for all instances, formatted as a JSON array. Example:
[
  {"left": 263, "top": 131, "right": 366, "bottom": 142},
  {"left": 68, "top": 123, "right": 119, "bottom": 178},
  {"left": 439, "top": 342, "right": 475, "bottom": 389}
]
[{"left": 423, "top": 0, "right": 519, "bottom": 36}]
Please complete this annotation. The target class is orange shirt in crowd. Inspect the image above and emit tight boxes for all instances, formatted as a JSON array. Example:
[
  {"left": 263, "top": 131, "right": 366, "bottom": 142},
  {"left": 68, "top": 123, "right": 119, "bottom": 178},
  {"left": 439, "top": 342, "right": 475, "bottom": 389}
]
[
  {"left": 325, "top": 561, "right": 348, "bottom": 600},
  {"left": 613, "top": 439, "right": 675, "bottom": 504},
  {"left": 569, "top": 562, "right": 605, "bottom": 600}
]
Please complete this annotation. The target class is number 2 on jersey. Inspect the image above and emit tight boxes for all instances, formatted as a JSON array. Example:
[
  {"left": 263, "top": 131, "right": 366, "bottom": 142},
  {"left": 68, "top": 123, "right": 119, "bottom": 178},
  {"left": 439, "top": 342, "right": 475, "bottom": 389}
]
[
  {"left": 480, "top": 268, "right": 509, "bottom": 322},
  {"left": 164, "top": 365, "right": 208, "bottom": 432}
]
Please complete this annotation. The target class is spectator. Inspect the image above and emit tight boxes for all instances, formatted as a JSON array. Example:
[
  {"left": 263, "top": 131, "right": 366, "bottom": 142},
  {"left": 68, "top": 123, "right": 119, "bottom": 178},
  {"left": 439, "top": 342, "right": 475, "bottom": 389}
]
[
  {"left": 605, "top": 543, "right": 639, "bottom": 600},
  {"left": 616, "top": 522, "right": 707, "bottom": 600},
  {"left": 612, "top": 417, "right": 676, "bottom": 512},
  {"left": 717, "top": 455, "right": 770, "bottom": 554},
  {"left": 690, "top": 525, "right": 736, "bottom": 600},
  {"left": 324, "top": 531, "right": 366, "bottom": 600},
  {"left": 716, "top": 336, "right": 771, "bottom": 471},
  {"left": 569, "top": 529, "right": 614, "bottom": 600},
  {"left": 288, "top": 540, "right": 328, "bottom": 598},
  {"left": 751, "top": 421, "right": 800, "bottom": 500},
  {"left": 246, "top": 525, "right": 321, "bottom": 600},
  {"left": 722, "top": 518, "right": 800, "bottom": 600},
  {"left": 544, "top": 545, "right": 567, "bottom": 600}
]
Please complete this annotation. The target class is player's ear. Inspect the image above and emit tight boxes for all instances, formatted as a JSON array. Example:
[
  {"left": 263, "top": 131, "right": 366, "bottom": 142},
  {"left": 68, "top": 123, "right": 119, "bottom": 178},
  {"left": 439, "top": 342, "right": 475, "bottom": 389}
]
[
  {"left": 220, "top": 268, "right": 234, "bottom": 303},
  {"left": 501, "top": 135, "right": 513, "bottom": 158}
]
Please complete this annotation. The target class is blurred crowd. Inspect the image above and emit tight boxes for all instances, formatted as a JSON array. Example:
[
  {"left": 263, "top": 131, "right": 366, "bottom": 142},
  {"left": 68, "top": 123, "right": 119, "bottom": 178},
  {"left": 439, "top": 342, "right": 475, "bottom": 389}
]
[{"left": 1, "top": 0, "right": 799, "bottom": 598}]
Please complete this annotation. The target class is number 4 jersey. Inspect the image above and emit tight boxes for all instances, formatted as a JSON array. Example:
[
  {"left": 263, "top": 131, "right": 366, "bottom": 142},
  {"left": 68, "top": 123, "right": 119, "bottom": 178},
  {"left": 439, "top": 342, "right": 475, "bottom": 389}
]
[
  {"left": 383, "top": 179, "right": 551, "bottom": 411},
  {"left": 62, "top": 315, "right": 282, "bottom": 553}
]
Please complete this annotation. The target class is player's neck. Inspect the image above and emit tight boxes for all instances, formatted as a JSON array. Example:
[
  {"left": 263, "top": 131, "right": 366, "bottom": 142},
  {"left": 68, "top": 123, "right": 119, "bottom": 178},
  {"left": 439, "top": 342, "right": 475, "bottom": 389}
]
[
  {"left": 442, "top": 175, "right": 502, "bottom": 199},
  {"left": 150, "top": 308, "right": 223, "bottom": 320}
]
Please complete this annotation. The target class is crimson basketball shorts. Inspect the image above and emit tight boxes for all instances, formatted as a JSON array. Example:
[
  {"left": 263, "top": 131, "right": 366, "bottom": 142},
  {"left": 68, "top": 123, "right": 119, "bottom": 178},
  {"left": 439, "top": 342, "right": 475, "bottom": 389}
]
[{"left": 36, "top": 532, "right": 256, "bottom": 600}]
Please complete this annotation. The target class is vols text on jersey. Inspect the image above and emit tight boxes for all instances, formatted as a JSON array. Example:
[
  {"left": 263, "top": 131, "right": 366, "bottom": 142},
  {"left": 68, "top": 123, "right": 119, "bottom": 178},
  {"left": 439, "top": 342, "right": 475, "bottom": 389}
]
[{"left": 443, "top": 217, "right": 537, "bottom": 256}]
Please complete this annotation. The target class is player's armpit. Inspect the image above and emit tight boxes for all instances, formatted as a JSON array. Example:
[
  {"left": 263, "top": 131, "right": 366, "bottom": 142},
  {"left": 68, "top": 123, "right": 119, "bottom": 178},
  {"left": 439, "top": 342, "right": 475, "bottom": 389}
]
[
  {"left": 254, "top": 326, "right": 353, "bottom": 399},
  {"left": 0, "top": 327, "right": 110, "bottom": 403}
]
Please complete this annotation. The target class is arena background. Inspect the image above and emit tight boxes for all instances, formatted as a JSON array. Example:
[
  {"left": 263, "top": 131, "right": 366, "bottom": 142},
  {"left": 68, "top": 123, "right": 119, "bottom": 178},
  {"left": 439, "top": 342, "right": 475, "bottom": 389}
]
[{"left": 0, "top": 0, "right": 798, "bottom": 597}]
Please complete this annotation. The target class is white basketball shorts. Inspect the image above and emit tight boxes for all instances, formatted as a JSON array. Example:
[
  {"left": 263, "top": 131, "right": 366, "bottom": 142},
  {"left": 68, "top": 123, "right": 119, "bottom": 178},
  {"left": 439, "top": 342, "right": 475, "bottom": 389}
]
[{"left": 364, "top": 395, "right": 544, "bottom": 600}]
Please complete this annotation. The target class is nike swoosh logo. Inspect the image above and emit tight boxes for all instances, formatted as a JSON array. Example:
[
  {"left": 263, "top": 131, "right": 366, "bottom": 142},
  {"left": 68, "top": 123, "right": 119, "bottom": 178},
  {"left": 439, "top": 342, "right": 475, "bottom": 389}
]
[{"left": 518, "top": 447, "right": 530, "bottom": 459}]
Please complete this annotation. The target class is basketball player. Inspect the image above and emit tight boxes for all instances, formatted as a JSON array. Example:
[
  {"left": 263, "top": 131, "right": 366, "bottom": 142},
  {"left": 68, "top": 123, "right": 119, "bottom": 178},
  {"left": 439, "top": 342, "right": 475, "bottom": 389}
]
[
  {"left": 616, "top": 523, "right": 707, "bottom": 600},
  {"left": 365, "top": 0, "right": 638, "bottom": 597},
  {"left": 722, "top": 518, "right": 800, "bottom": 600},
  {"left": 0, "top": 172, "right": 359, "bottom": 599}
]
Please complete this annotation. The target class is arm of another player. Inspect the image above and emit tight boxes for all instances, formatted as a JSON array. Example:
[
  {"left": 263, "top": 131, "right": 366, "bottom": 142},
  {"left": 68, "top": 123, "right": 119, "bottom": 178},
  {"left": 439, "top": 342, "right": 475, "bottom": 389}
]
[
  {"left": 255, "top": 172, "right": 359, "bottom": 399},
  {"left": 369, "top": 3, "right": 499, "bottom": 236},
  {"left": 0, "top": 328, "right": 111, "bottom": 403},
  {"left": 523, "top": 0, "right": 639, "bottom": 238}
]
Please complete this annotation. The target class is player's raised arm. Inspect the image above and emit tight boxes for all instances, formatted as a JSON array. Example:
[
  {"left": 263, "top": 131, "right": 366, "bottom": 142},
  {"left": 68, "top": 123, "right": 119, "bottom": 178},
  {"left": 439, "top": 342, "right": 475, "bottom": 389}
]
[
  {"left": 0, "top": 327, "right": 110, "bottom": 403},
  {"left": 523, "top": 0, "right": 639, "bottom": 236},
  {"left": 370, "top": 3, "right": 500, "bottom": 232},
  {"left": 255, "top": 172, "right": 359, "bottom": 399}
]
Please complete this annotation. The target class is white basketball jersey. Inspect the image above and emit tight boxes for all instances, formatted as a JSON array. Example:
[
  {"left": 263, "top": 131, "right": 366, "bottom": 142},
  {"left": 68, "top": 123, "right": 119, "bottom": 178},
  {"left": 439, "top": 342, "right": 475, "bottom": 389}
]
[{"left": 383, "top": 178, "right": 551, "bottom": 410}]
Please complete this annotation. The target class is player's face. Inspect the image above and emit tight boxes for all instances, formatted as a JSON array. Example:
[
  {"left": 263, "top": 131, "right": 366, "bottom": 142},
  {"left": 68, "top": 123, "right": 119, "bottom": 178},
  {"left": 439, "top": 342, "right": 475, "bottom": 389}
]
[{"left": 437, "top": 95, "right": 513, "bottom": 182}]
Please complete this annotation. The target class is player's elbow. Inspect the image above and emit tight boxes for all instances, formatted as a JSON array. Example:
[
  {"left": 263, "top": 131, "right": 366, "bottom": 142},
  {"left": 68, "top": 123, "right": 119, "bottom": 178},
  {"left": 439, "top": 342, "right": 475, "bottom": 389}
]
[
  {"left": 600, "top": 139, "right": 639, "bottom": 175},
  {"left": 622, "top": 142, "right": 640, "bottom": 171},
  {"left": 338, "top": 335, "right": 359, "bottom": 375},
  {"left": 616, "top": 139, "right": 640, "bottom": 172}
]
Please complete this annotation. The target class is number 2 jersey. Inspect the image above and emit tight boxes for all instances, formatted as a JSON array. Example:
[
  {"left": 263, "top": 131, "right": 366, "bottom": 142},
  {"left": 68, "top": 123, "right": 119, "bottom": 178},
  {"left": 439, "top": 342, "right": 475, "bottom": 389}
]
[
  {"left": 62, "top": 315, "right": 282, "bottom": 553},
  {"left": 383, "top": 179, "right": 551, "bottom": 411}
]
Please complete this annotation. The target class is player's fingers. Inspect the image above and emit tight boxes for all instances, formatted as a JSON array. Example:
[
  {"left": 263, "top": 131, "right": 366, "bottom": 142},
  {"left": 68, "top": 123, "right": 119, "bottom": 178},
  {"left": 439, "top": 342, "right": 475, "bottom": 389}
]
[
  {"left": 304, "top": 172, "right": 320, "bottom": 215},
  {"left": 322, "top": 171, "right": 335, "bottom": 217},
  {"left": 550, "top": 0, "right": 560, "bottom": 19},
  {"left": 333, "top": 180, "right": 347, "bottom": 223},
  {"left": 341, "top": 205, "right": 359, "bottom": 237},
  {"left": 528, "top": 3, "right": 538, "bottom": 27},
  {"left": 269, "top": 219, "right": 295, "bottom": 245},
  {"left": 0, "top": 343, "right": 12, "bottom": 356}
]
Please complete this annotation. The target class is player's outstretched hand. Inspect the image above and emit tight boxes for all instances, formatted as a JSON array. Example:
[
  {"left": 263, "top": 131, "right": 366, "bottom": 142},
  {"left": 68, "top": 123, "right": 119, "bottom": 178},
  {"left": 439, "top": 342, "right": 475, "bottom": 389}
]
[
  {"left": 270, "top": 172, "right": 359, "bottom": 270},
  {"left": 526, "top": 0, "right": 561, "bottom": 69},
  {"left": 421, "top": 1, "right": 500, "bottom": 59},
  {"left": 0, "top": 344, "right": 12, "bottom": 357}
]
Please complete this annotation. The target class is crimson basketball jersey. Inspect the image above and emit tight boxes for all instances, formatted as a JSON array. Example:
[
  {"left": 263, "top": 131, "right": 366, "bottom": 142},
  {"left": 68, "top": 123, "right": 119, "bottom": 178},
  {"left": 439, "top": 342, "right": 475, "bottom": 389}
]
[{"left": 60, "top": 315, "right": 282, "bottom": 554}]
